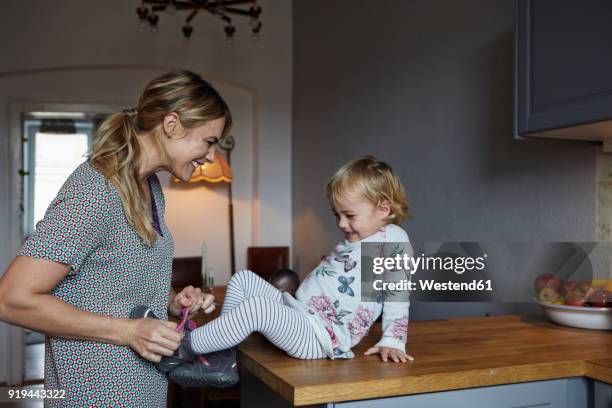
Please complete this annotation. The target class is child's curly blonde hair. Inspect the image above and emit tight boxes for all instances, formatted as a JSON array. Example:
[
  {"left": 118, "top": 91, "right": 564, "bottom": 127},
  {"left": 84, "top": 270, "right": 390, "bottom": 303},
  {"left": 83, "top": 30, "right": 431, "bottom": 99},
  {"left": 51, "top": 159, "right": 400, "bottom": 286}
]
[{"left": 326, "top": 156, "right": 412, "bottom": 223}]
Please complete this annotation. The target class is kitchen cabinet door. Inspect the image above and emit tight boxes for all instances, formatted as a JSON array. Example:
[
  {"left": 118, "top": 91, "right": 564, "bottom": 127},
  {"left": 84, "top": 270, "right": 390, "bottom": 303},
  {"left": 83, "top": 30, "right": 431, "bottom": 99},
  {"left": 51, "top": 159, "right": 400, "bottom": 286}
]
[
  {"left": 515, "top": 0, "right": 612, "bottom": 140},
  {"left": 594, "top": 381, "right": 612, "bottom": 408},
  {"left": 336, "top": 378, "right": 569, "bottom": 408}
]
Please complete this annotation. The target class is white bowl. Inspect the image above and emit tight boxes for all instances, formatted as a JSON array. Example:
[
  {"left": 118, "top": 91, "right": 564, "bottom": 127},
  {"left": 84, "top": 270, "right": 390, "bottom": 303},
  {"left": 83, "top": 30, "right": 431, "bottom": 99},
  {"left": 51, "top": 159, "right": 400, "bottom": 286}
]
[{"left": 537, "top": 301, "right": 612, "bottom": 330}]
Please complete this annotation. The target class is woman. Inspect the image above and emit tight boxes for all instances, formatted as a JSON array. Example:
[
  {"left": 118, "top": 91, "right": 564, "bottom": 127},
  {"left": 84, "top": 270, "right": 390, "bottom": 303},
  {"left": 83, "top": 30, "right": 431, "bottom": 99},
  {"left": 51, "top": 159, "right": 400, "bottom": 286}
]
[{"left": 0, "top": 70, "right": 231, "bottom": 406}]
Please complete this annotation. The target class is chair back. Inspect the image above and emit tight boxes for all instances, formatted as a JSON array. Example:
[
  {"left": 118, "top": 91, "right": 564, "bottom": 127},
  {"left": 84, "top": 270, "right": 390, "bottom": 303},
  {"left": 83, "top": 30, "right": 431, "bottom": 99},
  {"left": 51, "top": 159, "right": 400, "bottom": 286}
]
[{"left": 246, "top": 246, "right": 289, "bottom": 279}]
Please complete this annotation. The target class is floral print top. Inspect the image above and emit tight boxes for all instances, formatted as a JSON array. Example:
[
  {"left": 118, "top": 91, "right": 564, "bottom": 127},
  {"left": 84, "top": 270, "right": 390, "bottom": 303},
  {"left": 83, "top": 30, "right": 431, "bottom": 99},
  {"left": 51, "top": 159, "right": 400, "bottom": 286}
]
[{"left": 283, "top": 224, "right": 411, "bottom": 359}]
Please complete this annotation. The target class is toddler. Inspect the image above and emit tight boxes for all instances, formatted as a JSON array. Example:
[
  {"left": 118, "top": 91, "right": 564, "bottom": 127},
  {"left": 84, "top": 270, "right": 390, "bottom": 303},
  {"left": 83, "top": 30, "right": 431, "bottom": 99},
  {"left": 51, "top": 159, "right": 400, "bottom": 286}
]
[{"left": 157, "top": 156, "right": 414, "bottom": 386}]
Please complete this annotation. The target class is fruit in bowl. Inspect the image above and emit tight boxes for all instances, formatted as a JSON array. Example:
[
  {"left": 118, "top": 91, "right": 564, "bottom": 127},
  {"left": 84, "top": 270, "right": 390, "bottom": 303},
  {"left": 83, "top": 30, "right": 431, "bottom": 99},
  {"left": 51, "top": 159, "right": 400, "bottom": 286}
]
[
  {"left": 576, "top": 282, "right": 592, "bottom": 296},
  {"left": 591, "top": 279, "right": 612, "bottom": 292},
  {"left": 564, "top": 290, "right": 588, "bottom": 307},
  {"left": 535, "top": 276, "right": 612, "bottom": 330},
  {"left": 559, "top": 281, "right": 590, "bottom": 296},
  {"left": 589, "top": 289, "right": 611, "bottom": 308},
  {"left": 535, "top": 273, "right": 561, "bottom": 292},
  {"left": 559, "top": 281, "right": 578, "bottom": 295},
  {"left": 538, "top": 287, "right": 561, "bottom": 303}
]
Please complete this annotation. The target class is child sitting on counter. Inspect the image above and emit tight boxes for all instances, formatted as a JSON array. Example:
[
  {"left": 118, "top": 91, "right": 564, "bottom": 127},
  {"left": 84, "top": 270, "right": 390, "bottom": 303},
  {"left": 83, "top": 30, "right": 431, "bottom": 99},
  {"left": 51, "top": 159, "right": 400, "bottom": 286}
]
[{"left": 136, "top": 156, "right": 414, "bottom": 387}]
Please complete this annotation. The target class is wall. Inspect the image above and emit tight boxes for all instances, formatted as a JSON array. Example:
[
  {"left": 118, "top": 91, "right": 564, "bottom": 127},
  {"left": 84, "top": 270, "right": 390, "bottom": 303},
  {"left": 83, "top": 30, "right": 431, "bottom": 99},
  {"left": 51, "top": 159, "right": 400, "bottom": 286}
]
[
  {"left": 0, "top": 0, "right": 292, "bottom": 384},
  {"left": 292, "top": 0, "right": 597, "bottom": 319},
  {"left": 0, "top": 0, "right": 293, "bottom": 273}
]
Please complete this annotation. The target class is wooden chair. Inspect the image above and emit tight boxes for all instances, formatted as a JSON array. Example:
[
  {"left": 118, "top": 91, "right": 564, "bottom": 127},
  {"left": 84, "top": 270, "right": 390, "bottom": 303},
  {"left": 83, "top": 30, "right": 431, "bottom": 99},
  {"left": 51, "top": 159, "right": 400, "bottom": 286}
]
[
  {"left": 169, "top": 258, "right": 239, "bottom": 407},
  {"left": 246, "top": 246, "right": 289, "bottom": 280},
  {"left": 171, "top": 256, "right": 203, "bottom": 289}
]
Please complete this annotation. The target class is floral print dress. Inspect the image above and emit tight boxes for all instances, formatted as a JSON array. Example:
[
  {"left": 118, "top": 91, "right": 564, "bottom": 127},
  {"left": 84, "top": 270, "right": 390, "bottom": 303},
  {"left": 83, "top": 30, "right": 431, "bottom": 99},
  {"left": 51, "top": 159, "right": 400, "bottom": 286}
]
[{"left": 283, "top": 224, "right": 411, "bottom": 359}]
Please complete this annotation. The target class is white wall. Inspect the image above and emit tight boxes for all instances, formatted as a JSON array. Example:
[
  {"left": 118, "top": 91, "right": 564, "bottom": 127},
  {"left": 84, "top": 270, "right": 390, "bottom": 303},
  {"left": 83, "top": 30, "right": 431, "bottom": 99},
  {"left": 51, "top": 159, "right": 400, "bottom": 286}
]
[{"left": 0, "top": 0, "right": 292, "bottom": 384}]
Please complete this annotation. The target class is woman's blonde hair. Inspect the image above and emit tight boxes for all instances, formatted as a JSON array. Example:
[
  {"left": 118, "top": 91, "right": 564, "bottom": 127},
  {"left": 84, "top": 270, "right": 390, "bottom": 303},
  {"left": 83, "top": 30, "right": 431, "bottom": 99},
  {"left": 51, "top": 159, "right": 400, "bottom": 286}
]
[
  {"left": 326, "top": 156, "right": 411, "bottom": 223},
  {"left": 90, "top": 70, "right": 232, "bottom": 246}
]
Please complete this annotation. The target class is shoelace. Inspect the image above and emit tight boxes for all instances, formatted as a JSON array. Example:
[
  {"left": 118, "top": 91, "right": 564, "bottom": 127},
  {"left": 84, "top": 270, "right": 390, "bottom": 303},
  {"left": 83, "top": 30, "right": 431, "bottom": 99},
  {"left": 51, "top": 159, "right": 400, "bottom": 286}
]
[
  {"left": 175, "top": 307, "right": 210, "bottom": 366},
  {"left": 175, "top": 308, "right": 190, "bottom": 332}
]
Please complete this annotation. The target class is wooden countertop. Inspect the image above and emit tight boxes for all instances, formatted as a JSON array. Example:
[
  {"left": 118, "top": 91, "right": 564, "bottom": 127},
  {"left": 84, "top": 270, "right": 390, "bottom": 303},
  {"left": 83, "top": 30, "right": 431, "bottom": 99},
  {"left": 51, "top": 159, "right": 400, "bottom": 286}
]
[
  {"left": 237, "top": 315, "right": 612, "bottom": 406},
  {"left": 585, "top": 358, "right": 612, "bottom": 384}
]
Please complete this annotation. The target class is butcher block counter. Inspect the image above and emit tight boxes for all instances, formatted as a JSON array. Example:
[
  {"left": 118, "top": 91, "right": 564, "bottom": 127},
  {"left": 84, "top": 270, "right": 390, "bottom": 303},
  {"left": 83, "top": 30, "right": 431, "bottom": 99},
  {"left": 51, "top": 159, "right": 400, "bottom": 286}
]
[{"left": 237, "top": 315, "right": 612, "bottom": 408}]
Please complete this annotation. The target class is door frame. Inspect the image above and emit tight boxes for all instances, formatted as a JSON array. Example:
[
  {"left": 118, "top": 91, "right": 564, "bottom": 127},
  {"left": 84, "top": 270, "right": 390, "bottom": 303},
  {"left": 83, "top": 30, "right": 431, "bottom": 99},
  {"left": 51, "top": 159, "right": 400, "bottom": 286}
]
[{"left": 4, "top": 101, "right": 127, "bottom": 384}]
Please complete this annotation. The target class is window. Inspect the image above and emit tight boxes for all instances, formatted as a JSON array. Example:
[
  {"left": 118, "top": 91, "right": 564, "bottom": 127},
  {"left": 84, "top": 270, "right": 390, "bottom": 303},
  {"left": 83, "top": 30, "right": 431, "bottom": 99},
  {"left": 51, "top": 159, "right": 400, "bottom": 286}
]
[{"left": 22, "top": 114, "right": 95, "bottom": 236}]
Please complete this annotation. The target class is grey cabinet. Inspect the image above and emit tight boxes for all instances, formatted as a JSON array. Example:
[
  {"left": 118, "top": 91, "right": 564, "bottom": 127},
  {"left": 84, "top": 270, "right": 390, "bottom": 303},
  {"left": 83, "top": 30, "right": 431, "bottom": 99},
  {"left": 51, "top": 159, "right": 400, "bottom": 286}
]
[
  {"left": 515, "top": 0, "right": 612, "bottom": 140},
  {"left": 242, "top": 368, "right": 608, "bottom": 408},
  {"left": 594, "top": 381, "right": 612, "bottom": 408},
  {"left": 335, "top": 378, "right": 578, "bottom": 408}
]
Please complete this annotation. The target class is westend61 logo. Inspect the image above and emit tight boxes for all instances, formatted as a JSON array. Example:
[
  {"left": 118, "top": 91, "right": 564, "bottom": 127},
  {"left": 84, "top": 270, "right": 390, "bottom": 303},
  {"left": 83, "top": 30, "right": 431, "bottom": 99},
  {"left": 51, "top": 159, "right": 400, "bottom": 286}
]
[{"left": 361, "top": 242, "right": 612, "bottom": 303}]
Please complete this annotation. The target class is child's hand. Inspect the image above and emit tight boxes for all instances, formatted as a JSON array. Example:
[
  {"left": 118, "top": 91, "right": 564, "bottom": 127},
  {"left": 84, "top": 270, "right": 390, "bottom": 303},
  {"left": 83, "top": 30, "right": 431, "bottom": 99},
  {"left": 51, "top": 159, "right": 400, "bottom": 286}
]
[
  {"left": 364, "top": 346, "right": 414, "bottom": 363},
  {"left": 169, "top": 285, "right": 215, "bottom": 318}
]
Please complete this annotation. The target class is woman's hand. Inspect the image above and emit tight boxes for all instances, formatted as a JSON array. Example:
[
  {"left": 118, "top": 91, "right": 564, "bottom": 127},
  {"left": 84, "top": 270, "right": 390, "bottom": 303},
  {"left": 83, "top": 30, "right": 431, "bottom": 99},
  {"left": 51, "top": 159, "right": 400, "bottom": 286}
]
[
  {"left": 122, "top": 318, "right": 183, "bottom": 363},
  {"left": 168, "top": 285, "right": 215, "bottom": 318},
  {"left": 364, "top": 346, "right": 414, "bottom": 363}
]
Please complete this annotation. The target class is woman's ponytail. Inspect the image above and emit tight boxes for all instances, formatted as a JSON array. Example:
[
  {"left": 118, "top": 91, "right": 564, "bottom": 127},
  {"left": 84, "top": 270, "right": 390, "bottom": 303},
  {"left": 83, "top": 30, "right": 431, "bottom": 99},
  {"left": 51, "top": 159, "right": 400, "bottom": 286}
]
[{"left": 90, "top": 110, "right": 156, "bottom": 246}]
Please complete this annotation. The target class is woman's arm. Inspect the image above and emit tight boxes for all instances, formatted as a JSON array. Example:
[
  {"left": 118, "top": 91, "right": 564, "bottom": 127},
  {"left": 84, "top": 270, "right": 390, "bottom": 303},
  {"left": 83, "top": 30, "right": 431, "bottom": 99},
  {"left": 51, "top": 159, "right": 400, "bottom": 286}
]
[{"left": 0, "top": 256, "right": 182, "bottom": 362}]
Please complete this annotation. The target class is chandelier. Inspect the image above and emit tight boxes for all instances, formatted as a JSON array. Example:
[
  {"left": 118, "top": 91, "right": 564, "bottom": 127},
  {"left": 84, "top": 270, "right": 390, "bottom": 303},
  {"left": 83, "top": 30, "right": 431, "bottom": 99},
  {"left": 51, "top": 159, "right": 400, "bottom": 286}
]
[{"left": 136, "top": 0, "right": 262, "bottom": 42}]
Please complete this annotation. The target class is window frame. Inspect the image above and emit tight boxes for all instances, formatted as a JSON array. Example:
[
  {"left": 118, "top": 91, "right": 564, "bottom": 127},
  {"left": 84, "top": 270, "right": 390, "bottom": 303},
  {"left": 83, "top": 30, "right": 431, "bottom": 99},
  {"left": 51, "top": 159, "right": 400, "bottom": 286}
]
[{"left": 21, "top": 117, "right": 95, "bottom": 237}]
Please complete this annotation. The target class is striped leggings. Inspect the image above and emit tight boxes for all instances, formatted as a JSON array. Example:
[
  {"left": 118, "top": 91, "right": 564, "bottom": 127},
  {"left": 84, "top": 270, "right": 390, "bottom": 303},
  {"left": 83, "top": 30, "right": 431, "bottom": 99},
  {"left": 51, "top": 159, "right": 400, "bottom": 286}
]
[{"left": 190, "top": 269, "right": 326, "bottom": 359}]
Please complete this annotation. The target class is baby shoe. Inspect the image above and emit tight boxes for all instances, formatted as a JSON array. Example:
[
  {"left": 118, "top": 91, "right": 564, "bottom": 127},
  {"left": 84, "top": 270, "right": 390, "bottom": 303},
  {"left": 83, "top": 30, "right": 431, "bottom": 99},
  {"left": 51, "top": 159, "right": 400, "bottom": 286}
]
[
  {"left": 129, "top": 305, "right": 197, "bottom": 374},
  {"left": 130, "top": 305, "right": 239, "bottom": 387},
  {"left": 169, "top": 347, "right": 239, "bottom": 388}
]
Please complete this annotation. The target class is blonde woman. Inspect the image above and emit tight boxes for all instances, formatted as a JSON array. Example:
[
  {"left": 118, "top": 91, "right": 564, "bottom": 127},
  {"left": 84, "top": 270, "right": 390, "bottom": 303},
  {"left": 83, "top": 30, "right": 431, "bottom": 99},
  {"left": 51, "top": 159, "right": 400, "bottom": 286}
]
[{"left": 0, "top": 71, "right": 230, "bottom": 406}]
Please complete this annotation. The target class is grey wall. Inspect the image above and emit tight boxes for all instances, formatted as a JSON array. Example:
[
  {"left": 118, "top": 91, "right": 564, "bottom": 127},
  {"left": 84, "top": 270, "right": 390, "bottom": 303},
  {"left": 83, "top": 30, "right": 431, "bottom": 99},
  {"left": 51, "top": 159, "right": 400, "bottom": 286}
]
[{"left": 292, "top": 0, "right": 596, "bottom": 319}]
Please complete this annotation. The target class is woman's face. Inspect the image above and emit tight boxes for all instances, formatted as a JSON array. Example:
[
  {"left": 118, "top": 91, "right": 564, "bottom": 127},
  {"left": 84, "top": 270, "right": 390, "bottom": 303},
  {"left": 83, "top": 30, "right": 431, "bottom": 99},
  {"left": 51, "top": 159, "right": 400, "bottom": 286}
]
[{"left": 164, "top": 116, "right": 226, "bottom": 182}]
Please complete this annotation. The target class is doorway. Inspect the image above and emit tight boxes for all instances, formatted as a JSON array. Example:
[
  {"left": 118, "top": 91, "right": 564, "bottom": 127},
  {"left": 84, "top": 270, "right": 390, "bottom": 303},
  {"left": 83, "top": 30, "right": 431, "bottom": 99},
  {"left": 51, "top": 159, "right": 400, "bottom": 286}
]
[{"left": 20, "top": 112, "right": 104, "bottom": 383}]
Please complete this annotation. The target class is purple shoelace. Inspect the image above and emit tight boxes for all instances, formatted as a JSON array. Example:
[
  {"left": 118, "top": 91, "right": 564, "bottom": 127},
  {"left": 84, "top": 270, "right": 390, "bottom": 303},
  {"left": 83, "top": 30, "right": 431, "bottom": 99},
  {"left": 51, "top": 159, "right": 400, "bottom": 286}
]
[{"left": 175, "top": 308, "right": 210, "bottom": 366}]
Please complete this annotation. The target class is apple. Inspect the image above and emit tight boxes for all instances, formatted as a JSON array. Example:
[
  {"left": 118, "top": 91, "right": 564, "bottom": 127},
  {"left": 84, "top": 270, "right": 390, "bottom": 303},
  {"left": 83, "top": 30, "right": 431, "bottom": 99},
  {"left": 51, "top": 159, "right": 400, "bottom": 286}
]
[
  {"left": 538, "top": 287, "right": 561, "bottom": 303},
  {"left": 589, "top": 289, "right": 611, "bottom": 308},
  {"left": 535, "top": 273, "right": 562, "bottom": 292},
  {"left": 560, "top": 281, "right": 579, "bottom": 295},
  {"left": 576, "top": 282, "right": 592, "bottom": 296},
  {"left": 564, "top": 290, "right": 587, "bottom": 307}
]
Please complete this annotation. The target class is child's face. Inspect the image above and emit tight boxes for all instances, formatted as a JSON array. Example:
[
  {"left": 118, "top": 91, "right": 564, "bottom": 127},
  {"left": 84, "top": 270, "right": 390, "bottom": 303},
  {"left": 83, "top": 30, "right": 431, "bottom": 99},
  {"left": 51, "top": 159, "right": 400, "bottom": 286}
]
[{"left": 332, "top": 192, "right": 390, "bottom": 242}]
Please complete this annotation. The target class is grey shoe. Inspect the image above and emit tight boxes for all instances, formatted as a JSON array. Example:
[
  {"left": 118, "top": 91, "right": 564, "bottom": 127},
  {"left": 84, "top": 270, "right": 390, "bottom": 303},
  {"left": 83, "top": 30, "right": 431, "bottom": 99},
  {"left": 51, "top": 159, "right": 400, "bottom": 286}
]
[
  {"left": 169, "top": 348, "right": 239, "bottom": 388},
  {"left": 129, "top": 305, "right": 196, "bottom": 374}
]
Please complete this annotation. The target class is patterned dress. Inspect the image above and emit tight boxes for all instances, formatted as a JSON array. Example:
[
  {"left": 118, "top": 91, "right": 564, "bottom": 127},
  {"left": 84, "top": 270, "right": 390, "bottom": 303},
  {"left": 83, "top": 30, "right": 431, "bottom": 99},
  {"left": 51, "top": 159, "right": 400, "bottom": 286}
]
[
  {"left": 19, "top": 161, "right": 174, "bottom": 407},
  {"left": 283, "top": 224, "right": 411, "bottom": 359}
]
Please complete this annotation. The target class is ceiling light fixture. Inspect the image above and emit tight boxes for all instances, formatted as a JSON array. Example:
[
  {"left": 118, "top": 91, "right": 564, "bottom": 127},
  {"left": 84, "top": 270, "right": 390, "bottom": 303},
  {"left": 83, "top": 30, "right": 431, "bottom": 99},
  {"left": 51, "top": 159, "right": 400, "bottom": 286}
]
[{"left": 136, "top": 0, "right": 263, "bottom": 43}]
